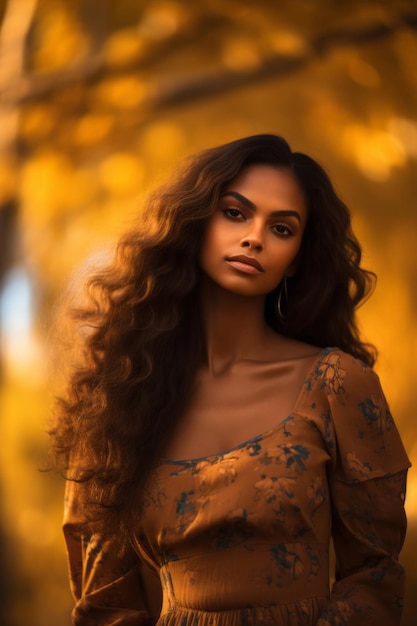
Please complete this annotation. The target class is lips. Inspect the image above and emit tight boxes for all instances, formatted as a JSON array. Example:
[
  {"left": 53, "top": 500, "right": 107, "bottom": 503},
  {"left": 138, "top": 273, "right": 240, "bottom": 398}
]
[{"left": 226, "top": 255, "right": 264, "bottom": 272}]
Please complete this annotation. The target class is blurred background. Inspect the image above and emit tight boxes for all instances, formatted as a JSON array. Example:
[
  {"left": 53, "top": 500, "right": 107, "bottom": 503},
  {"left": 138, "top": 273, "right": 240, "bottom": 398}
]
[{"left": 0, "top": 0, "right": 416, "bottom": 624}]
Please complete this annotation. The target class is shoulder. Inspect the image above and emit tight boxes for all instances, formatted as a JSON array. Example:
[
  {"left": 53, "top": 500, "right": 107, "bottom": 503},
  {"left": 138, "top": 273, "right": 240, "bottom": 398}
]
[
  {"left": 306, "top": 346, "right": 378, "bottom": 400},
  {"left": 300, "top": 347, "right": 411, "bottom": 481}
]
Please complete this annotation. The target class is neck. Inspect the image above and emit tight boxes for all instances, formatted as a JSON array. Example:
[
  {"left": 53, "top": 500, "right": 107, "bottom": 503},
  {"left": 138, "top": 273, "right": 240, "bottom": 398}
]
[{"left": 200, "top": 277, "right": 274, "bottom": 375}]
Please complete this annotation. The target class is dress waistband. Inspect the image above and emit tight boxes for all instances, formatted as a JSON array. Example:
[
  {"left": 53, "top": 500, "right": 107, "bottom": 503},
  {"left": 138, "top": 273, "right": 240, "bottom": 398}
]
[{"left": 159, "top": 542, "right": 329, "bottom": 613}]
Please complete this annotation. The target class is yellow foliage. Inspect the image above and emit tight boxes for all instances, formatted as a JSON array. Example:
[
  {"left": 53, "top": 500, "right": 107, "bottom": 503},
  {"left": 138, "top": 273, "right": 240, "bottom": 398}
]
[
  {"left": 1, "top": 4, "right": 417, "bottom": 624},
  {"left": 222, "top": 37, "right": 262, "bottom": 71},
  {"left": 20, "top": 104, "right": 57, "bottom": 142},
  {"left": 342, "top": 124, "right": 407, "bottom": 181},
  {"left": 99, "top": 152, "right": 145, "bottom": 195},
  {"left": 140, "top": 121, "right": 185, "bottom": 160},
  {"left": 92, "top": 76, "right": 152, "bottom": 109},
  {"left": 32, "top": 2, "right": 89, "bottom": 72},
  {"left": 0, "top": 369, "right": 72, "bottom": 623},
  {"left": 389, "top": 117, "right": 417, "bottom": 158},
  {"left": 20, "top": 151, "right": 69, "bottom": 217},
  {"left": 19, "top": 151, "right": 98, "bottom": 225},
  {"left": 267, "top": 29, "right": 307, "bottom": 55},
  {"left": 103, "top": 28, "right": 145, "bottom": 67},
  {"left": 139, "top": 1, "right": 186, "bottom": 40},
  {"left": 72, "top": 113, "right": 114, "bottom": 146}
]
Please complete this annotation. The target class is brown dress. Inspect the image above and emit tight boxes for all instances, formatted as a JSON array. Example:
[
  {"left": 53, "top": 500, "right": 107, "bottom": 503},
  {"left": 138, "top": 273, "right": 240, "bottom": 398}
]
[{"left": 64, "top": 348, "right": 410, "bottom": 625}]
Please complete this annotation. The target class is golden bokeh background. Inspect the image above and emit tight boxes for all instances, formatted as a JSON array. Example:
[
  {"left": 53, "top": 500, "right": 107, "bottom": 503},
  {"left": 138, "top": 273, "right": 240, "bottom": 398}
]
[{"left": 0, "top": 1, "right": 416, "bottom": 624}]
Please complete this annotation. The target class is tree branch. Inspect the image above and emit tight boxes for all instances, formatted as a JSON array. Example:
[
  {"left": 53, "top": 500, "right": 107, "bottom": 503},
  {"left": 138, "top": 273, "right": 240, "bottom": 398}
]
[{"left": 1, "top": 8, "right": 416, "bottom": 109}]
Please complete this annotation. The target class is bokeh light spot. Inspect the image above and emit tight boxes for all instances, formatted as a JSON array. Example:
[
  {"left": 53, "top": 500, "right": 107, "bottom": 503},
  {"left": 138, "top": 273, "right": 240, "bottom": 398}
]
[
  {"left": 268, "top": 30, "right": 307, "bottom": 55},
  {"left": 20, "top": 104, "right": 57, "bottom": 142},
  {"left": 99, "top": 152, "right": 145, "bottom": 195},
  {"left": 343, "top": 124, "right": 407, "bottom": 181},
  {"left": 93, "top": 76, "right": 151, "bottom": 109},
  {"left": 389, "top": 117, "right": 417, "bottom": 159},
  {"left": 73, "top": 113, "right": 113, "bottom": 146},
  {"left": 103, "top": 28, "right": 145, "bottom": 67},
  {"left": 139, "top": 1, "right": 183, "bottom": 40},
  {"left": 32, "top": 4, "right": 89, "bottom": 72},
  {"left": 222, "top": 37, "right": 261, "bottom": 71}
]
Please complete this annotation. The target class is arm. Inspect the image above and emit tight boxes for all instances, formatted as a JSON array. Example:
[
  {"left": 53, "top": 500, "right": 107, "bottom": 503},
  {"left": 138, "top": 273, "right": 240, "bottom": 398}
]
[
  {"left": 317, "top": 470, "right": 408, "bottom": 626},
  {"left": 303, "top": 350, "right": 410, "bottom": 625},
  {"left": 64, "top": 482, "right": 156, "bottom": 626}
]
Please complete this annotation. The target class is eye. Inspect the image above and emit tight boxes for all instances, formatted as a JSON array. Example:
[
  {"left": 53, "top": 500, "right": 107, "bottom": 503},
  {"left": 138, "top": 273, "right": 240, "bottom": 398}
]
[
  {"left": 223, "top": 207, "right": 245, "bottom": 220},
  {"left": 271, "top": 223, "right": 294, "bottom": 237}
]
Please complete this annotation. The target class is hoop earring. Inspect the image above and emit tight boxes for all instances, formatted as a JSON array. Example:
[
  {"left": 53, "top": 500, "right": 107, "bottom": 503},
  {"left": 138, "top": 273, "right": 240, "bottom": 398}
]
[{"left": 276, "top": 276, "right": 288, "bottom": 320}]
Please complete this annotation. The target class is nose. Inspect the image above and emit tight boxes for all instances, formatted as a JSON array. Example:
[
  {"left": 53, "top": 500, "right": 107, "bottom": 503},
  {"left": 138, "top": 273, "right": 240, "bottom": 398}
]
[{"left": 240, "top": 223, "right": 263, "bottom": 251}]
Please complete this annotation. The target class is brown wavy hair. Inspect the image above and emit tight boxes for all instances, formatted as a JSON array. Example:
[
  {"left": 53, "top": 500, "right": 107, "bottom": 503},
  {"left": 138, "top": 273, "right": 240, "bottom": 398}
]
[{"left": 50, "top": 134, "right": 376, "bottom": 537}]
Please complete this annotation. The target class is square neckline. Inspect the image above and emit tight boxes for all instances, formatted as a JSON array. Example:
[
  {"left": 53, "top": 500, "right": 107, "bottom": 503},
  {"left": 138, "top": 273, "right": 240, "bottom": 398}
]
[{"left": 161, "top": 346, "right": 339, "bottom": 465}]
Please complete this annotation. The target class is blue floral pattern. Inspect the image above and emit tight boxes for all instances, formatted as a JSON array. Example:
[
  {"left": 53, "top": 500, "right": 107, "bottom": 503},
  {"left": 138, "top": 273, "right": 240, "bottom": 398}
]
[{"left": 64, "top": 348, "right": 410, "bottom": 626}]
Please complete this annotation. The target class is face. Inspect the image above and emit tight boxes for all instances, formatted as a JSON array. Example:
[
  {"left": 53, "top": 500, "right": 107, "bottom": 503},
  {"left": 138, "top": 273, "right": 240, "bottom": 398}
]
[{"left": 200, "top": 164, "right": 308, "bottom": 297}]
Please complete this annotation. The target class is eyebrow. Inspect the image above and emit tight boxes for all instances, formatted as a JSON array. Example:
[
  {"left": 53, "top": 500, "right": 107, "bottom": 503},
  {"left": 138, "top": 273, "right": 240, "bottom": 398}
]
[{"left": 220, "top": 191, "right": 302, "bottom": 224}]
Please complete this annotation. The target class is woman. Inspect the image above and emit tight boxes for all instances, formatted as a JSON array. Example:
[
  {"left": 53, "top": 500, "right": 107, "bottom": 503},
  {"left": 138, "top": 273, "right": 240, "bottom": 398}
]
[{"left": 51, "top": 134, "right": 410, "bottom": 625}]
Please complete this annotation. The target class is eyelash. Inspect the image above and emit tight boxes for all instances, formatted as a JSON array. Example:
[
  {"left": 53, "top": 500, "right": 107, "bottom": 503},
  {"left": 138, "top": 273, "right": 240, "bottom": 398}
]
[
  {"left": 223, "top": 208, "right": 244, "bottom": 220},
  {"left": 222, "top": 208, "right": 295, "bottom": 237},
  {"left": 271, "top": 223, "right": 294, "bottom": 237}
]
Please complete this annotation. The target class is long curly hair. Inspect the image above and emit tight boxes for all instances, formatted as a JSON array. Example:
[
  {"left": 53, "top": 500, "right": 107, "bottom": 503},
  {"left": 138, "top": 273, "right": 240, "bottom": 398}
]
[{"left": 50, "top": 134, "right": 376, "bottom": 537}]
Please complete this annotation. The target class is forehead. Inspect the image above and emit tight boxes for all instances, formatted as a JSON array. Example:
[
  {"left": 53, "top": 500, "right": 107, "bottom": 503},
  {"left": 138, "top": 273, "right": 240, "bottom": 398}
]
[{"left": 224, "top": 164, "right": 307, "bottom": 219}]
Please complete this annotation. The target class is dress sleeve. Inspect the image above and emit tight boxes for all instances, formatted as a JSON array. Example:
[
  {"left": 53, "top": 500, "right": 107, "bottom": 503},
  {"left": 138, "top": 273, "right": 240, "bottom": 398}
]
[
  {"left": 63, "top": 481, "right": 156, "bottom": 626},
  {"left": 305, "top": 350, "right": 411, "bottom": 626},
  {"left": 317, "top": 470, "right": 408, "bottom": 625}
]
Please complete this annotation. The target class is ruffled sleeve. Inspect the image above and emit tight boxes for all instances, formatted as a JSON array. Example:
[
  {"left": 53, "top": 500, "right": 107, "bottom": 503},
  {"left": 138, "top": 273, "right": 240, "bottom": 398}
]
[
  {"left": 301, "top": 348, "right": 411, "bottom": 625},
  {"left": 63, "top": 481, "right": 156, "bottom": 626}
]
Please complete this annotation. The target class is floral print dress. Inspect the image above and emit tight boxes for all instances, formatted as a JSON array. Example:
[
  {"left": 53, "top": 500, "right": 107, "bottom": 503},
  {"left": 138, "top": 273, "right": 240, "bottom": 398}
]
[{"left": 64, "top": 348, "right": 410, "bottom": 626}]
